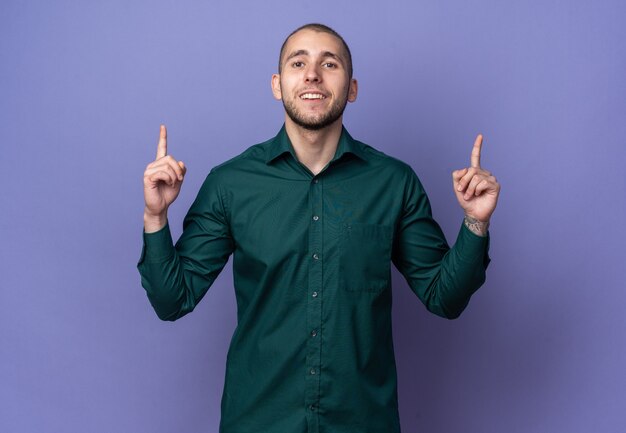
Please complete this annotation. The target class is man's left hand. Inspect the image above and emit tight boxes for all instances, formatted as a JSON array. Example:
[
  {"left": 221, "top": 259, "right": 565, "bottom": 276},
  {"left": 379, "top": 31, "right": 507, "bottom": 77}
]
[{"left": 452, "top": 134, "right": 500, "bottom": 223}]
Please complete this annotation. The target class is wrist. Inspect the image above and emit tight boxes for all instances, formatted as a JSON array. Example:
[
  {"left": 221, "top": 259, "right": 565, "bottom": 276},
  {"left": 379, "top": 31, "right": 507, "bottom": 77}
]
[
  {"left": 464, "top": 215, "right": 489, "bottom": 237},
  {"left": 143, "top": 209, "right": 168, "bottom": 233}
]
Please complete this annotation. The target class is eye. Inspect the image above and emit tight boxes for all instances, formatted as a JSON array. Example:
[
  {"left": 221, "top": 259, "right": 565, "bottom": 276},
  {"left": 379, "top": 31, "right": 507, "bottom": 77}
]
[
  {"left": 323, "top": 62, "right": 337, "bottom": 68},
  {"left": 292, "top": 61, "right": 304, "bottom": 68}
]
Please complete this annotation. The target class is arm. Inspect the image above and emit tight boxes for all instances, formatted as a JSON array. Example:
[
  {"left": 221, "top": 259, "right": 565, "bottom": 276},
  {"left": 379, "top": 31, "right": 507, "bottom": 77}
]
[
  {"left": 392, "top": 170, "right": 490, "bottom": 319},
  {"left": 393, "top": 134, "right": 499, "bottom": 318},
  {"left": 137, "top": 173, "right": 234, "bottom": 321},
  {"left": 137, "top": 125, "right": 234, "bottom": 321}
]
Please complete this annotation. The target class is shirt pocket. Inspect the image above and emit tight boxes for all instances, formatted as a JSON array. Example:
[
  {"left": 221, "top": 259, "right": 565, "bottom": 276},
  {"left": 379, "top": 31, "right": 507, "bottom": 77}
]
[{"left": 339, "top": 223, "right": 393, "bottom": 293}]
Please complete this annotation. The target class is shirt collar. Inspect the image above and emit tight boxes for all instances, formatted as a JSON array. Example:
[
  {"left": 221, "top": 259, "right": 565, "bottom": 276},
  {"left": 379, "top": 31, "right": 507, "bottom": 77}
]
[{"left": 265, "top": 124, "right": 368, "bottom": 165}]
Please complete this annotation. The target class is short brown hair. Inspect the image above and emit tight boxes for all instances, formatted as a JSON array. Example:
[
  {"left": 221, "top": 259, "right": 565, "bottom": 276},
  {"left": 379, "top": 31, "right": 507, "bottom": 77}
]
[{"left": 278, "top": 23, "right": 353, "bottom": 79}]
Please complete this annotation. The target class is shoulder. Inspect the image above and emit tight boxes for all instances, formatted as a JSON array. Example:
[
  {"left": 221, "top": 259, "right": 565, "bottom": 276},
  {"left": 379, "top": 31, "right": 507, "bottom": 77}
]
[
  {"left": 349, "top": 137, "right": 429, "bottom": 206},
  {"left": 210, "top": 140, "right": 271, "bottom": 175},
  {"left": 355, "top": 139, "right": 422, "bottom": 185},
  {"left": 184, "top": 137, "right": 265, "bottom": 198},
  {"left": 190, "top": 138, "right": 274, "bottom": 215},
  {"left": 194, "top": 134, "right": 278, "bottom": 189}
]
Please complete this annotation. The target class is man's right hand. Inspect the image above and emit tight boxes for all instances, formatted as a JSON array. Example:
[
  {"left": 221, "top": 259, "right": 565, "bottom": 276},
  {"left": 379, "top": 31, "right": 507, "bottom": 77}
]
[{"left": 143, "top": 125, "right": 186, "bottom": 233}]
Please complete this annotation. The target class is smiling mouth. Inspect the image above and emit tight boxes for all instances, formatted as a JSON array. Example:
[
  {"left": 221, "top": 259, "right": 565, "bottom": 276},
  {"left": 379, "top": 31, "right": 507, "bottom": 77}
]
[{"left": 300, "top": 93, "right": 326, "bottom": 100}]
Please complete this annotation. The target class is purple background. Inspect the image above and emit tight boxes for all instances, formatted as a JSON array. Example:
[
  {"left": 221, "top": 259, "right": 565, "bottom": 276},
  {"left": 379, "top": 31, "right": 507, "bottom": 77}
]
[{"left": 2, "top": 1, "right": 625, "bottom": 432}]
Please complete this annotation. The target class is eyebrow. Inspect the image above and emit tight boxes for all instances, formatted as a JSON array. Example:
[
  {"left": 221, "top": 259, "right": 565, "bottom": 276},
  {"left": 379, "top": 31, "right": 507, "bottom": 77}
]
[{"left": 284, "top": 49, "right": 346, "bottom": 66}]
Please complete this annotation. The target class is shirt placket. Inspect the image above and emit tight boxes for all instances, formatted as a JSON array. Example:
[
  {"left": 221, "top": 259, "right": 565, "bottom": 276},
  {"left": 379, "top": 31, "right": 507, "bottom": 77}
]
[{"left": 305, "top": 175, "right": 323, "bottom": 433}]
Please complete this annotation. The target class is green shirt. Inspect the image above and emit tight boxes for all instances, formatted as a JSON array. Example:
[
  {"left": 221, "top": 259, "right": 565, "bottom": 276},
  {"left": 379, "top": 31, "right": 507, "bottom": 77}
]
[{"left": 137, "top": 125, "right": 490, "bottom": 433}]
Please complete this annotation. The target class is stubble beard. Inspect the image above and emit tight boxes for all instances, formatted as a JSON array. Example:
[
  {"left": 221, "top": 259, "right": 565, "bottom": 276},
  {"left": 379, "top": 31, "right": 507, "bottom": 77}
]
[{"left": 282, "top": 88, "right": 349, "bottom": 131}]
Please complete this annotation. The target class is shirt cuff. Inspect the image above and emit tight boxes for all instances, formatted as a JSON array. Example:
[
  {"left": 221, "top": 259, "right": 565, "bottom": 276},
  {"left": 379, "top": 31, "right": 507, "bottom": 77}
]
[
  {"left": 455, "top": 222, "right": 491, "bottom": 268},
  {"left": 138, "top": 222, "right": 175, "bottom": 264}
]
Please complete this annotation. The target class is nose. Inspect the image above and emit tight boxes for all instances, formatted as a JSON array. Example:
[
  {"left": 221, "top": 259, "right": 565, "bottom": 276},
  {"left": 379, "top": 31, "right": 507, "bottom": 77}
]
[{"left": 304, "top": 64, "right": 321, "bottom": 83}]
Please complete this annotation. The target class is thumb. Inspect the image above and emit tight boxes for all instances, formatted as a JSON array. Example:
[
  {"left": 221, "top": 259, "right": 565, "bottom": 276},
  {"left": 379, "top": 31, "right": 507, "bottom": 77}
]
[{"left": 452, "top": 168, "right": 468, "bottom": 183}]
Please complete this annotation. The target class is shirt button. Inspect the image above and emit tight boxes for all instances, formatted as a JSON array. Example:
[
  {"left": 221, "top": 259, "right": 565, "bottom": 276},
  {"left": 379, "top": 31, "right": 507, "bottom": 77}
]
[
  {"left": 312, "top": 253, "right": 319, "bottom": 260},
  {"left": 311, "top": 329, "right": 317, "bottom": 337},
  {"left": 309, "top": 405, "right": 316, "bottom": 411},
  {"left": 312, "top": 215, "right": 319, "bottom": 221},
  {"left": 310, "top": 369, "right": 316, "bottom": 375},
  {"left": 312, "top": 291, "right": 318, "bottom": 298},
  {"left": 313, "top": 179, "right": 319, "bottom": 184}
]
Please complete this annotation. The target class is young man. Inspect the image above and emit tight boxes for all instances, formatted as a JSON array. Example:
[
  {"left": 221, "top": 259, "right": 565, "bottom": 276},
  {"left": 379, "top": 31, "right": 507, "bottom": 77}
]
[{"left": 138, "top": 23, "right": 500, "bottom": 433}]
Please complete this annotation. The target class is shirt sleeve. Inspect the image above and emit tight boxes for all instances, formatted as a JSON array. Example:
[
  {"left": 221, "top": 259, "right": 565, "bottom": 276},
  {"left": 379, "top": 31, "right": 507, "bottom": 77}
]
[
  {"left": 137, "top": 171, "right": 235, "bottom": 321},
  {"left": 391, "top": 168, "right": 491, "bottom": 319}
]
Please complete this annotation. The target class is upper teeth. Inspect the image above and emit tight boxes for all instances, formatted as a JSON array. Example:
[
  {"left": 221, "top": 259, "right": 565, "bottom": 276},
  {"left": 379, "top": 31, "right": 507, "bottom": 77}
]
[{"left": 301, "top": 93, "right": 325, "bottom": 100}]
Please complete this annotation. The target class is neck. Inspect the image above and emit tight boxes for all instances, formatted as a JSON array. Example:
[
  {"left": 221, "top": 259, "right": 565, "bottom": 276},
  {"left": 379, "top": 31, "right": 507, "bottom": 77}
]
[{"left": 284, "top": 117, "right": 343, "bottom": 175}]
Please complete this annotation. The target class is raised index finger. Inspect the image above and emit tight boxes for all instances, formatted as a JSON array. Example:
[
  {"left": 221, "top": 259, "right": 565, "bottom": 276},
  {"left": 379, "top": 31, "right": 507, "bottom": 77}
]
[
  {"left": 156, "top": 124, "right": 167, "bottom": 160},
  {"left": 470, "top": 134, "right": 483, "bottom": 168}
]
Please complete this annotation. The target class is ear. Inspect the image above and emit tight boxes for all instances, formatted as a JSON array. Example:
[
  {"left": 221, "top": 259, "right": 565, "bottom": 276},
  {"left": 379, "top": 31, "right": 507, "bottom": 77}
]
[
  {"left": 347, "top": 78, "right": 358, "bottom": 103},
  {"left": 271, "top": 74, "right": 282, "bottom": 100}
]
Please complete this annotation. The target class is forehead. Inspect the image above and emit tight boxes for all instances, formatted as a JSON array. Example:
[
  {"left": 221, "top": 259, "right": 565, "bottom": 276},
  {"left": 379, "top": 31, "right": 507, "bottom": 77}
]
[{"left": 282, "top": 29, "right": 346, "bottom": 61}]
